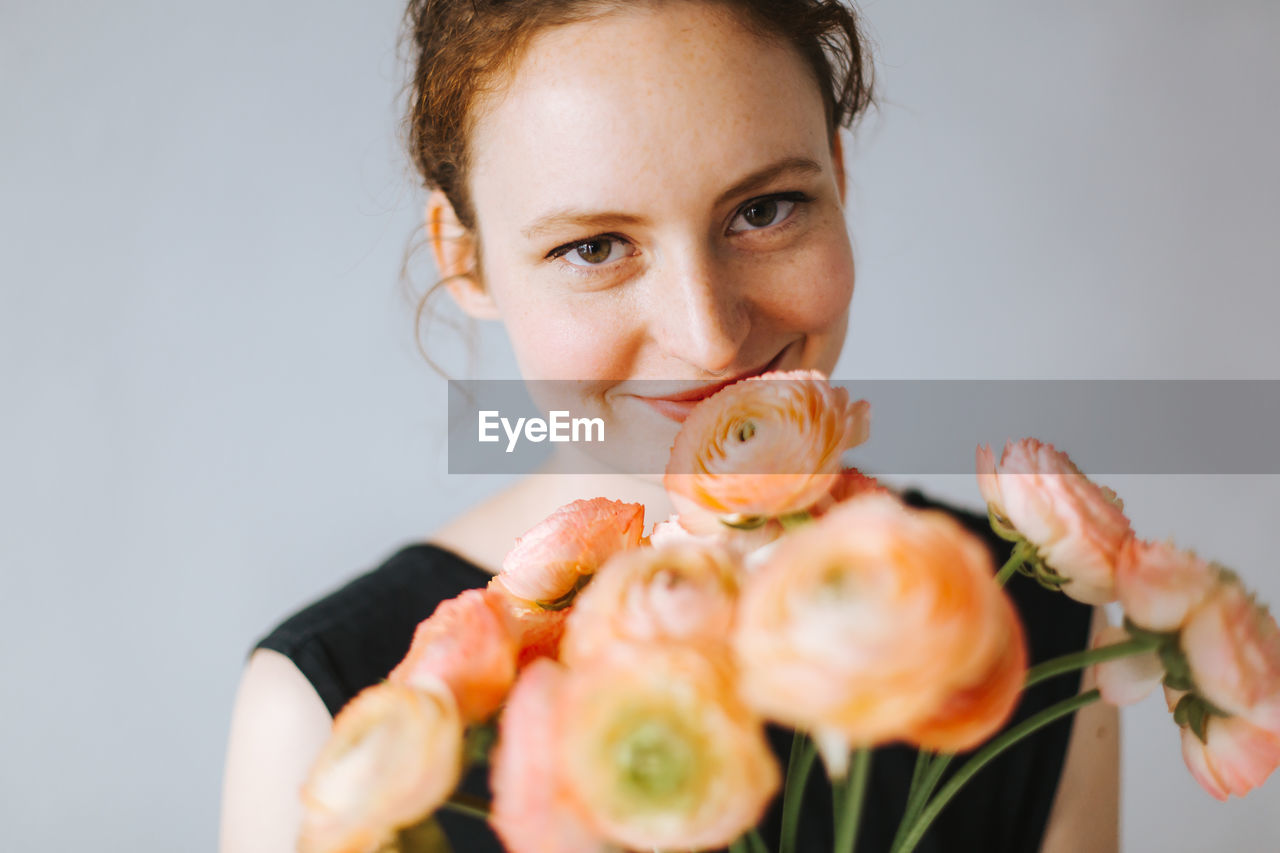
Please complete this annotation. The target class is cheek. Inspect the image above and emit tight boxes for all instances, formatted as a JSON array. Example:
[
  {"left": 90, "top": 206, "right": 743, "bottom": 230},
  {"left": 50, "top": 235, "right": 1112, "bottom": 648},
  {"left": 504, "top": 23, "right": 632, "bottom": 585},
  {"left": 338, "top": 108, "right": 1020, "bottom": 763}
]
[
  {"left": 498, "top": 291, "right": 636, "bottom": 381},
  {"left": 752, "top": 229, "right": 855, "bottom": 334}
]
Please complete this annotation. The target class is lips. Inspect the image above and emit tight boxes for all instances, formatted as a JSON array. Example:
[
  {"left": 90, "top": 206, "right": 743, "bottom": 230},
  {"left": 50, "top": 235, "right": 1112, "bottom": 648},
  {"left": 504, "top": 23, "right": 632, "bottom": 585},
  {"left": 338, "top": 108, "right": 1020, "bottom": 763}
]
[{"left": 633, "top": 344, "right": 792, "bottom": 423}]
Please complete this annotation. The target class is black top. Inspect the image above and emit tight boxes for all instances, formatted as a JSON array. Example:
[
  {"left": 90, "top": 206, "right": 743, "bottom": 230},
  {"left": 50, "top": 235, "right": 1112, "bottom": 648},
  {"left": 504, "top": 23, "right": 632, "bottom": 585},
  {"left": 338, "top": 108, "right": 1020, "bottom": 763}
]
[{"left": 255, "top": 489, "right": 1093, "bottom": 853}]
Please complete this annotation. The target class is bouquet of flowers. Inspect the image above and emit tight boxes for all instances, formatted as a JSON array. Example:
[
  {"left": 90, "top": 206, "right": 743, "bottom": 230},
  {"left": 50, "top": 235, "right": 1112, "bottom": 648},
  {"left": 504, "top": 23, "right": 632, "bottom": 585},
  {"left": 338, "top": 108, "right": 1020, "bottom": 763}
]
[{"left": 296, "top": 371, "right": 1280, "bottom": 853}]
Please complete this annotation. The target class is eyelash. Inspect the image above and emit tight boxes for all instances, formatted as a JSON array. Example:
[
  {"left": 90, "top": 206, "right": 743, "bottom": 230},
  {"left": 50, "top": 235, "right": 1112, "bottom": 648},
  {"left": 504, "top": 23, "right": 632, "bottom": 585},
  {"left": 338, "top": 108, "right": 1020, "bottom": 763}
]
[{"left": 544, "top": 190, "right": 813, "bottom": 271}]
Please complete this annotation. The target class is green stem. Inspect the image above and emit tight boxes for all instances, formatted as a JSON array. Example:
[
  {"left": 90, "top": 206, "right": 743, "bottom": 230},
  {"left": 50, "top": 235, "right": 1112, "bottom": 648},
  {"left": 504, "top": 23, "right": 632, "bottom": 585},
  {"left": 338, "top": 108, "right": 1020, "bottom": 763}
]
[
  {"left": 890, "top": 751, "right": 934, "bottom": 852},
  {"left": 729, "top": 839, "right": 749, "bottom": 853},
  {"left": 889, "top": 753, "right": 953, "bottom": 853},
  {"left": 893, "top": 689, "right": 1101, "bottom": 853},
  {"left": 833, "top": 749, "right": 872, "bottom": 853},
  {"left": 746, "top": 829, "right": 771, "bottom": 853},
  {"left": 906, "top": 749, "right": 930, "bottom": 799},
  {"left": 1025, "top": 636, "right": 1160, "bottom": 689},
  {"left": 439, "top": 791, "right": 490, "bottom": 821},
  {"left": 779, "top": 731, "right": 817, "bottom": 853},
  {"left": 994, "top": 541, "right": 1032, "bottom": 587}
]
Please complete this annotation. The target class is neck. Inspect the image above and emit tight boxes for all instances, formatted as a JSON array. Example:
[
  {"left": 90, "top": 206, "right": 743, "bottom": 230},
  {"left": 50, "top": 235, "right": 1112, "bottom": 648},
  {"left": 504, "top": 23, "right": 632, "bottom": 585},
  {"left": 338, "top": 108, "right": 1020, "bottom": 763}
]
[{"left": 533, "top": 446, "right": 676, "bottom": 525}]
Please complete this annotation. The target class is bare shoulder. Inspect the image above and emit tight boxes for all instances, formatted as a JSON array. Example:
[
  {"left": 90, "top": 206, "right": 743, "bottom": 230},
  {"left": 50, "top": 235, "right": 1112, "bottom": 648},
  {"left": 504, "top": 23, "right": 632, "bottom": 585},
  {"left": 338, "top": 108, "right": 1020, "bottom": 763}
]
[
  {"left": 219, "top": 649, "right": 333, "bottom": 853},
  {"left": 1040, "top": 605, "right": 1120, "bottom": 853},
  {"left": 427, "top": 477, "right": 557, "bottom": 574}
]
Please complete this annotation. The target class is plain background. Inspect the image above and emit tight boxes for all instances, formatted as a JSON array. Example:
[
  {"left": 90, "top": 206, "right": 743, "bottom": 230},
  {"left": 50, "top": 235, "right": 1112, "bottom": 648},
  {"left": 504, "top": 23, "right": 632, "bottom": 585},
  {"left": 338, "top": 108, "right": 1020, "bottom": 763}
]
[{"left": 2, "top": 0, "right": 1277, "bottom": 849}]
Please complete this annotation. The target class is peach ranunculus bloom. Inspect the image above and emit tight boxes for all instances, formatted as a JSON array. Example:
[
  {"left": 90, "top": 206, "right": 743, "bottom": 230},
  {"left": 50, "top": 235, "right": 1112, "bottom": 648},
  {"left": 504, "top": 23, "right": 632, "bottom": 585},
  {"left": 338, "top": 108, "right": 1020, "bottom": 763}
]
[
  {"left": 1181, "top": 578, "right": 1280, "bottom": 734},
  {"left": 664, "top": 370, "right": 870, "bottom": 522},
  {"left": 1179, "top": 714, "right": 1280, "bottom": 801},
  {"left": 733, "top": 493, "right": 1025, "bottom": 773},
  {"left": 557, "top": 643, "right": 780, "bottom": 851},
  {"left": 299, "top": 680, "right": 463, "bottom": 853},
  {"left": 1092, "top": 624, "right": 1165, "bottom": 707},
  {"left": 489, "top": 659, "right": 617, "bottom": 853},
  {"left": 484, "top": 578, "right": 572, "bottom": 668},
  {"left": 559, "top": 542, "right": 740, "bottom": 666},
  {"left": 387, "top": 589, "right": 518, "bottom": 724},
  {"left": 905, "top": 586, "right": 1027, "bottom": 752},
  {"left": 976, "top": 438, "right": 1133, "bottom": 605},
  {"left": 808, "top": 466, "right": 892, "bottom": 518},
  {"left": 493, "top": 498, "right": 645, "bottom": 609},
  {"left": 1115, "top": 537, "right": 1221, "bottom": 633}
]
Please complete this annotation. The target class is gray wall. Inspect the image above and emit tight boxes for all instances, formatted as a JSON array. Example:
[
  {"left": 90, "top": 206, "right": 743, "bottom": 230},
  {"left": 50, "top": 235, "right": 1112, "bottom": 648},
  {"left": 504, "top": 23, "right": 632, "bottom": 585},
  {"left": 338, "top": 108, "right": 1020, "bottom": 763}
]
[{"left": 1, "top": 0, "right": 1276, "bottom": 849}]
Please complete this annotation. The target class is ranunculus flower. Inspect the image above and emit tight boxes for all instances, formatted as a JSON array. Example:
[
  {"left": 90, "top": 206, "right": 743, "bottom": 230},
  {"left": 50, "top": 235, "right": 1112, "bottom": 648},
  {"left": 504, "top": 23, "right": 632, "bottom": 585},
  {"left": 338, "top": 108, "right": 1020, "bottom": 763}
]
[
  {"left": 648, "top": 514, "right": 699, "bottom": 548},
  {"left": 489, "top": 659, "right": 616, "bottom": 853},
  {"left": 653, "top": 510, "right": 785, "bottom": 558},
  {"left": 1182, "top": 578, "right": 1280, "bottom": 733},
  {"left": 906, "top": 588, "right": 1028, "bottom": 752},
  {"left": 560, "top": 542, "right": 740, "bottom": 666},
  {"left": 299, "top": 681, "right": 463, "bottom": 853},
  {"left": 664, "top": 370, "right": 870, "bottom": 521},
  {"left": 1115, "top": 538, "right": 1220, "bottom": 633},
  {"left": 558, "top": 644, "right": 779, "bottom": 851},
  {"left": 1180, "top": 715, "right": 1280, "bottom": 801},
  {"left": 1092, "top": 624, "right": 1164, "bottom": 707},
  {"left": 808, "top": 466, "right": 892, "bottom": 518},
  {"left": 387, "top": 589, "right": 517, "bottom": 723},
  {"left": 733, "top": 494, "right": 1023, "bottom": 771},
  {"left": 495, "top": 498, "right": 645, "bottom": 608},
  {"left": 976, "top": 438, "right": 1133, "bottom": 605},
  {"left": 484, "top": 578, "right": 571, "bottom": 668}
]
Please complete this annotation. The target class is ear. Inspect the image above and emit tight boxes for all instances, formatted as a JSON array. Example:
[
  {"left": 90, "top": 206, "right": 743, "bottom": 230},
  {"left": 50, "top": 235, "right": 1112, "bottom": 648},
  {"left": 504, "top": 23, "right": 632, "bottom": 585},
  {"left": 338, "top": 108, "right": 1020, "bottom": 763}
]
[
  {"left": 830, "top": 129, "right": 847, "bottom": 206},
  {"left": 425, "top": 190, "right": 500, "bottom": 320}
]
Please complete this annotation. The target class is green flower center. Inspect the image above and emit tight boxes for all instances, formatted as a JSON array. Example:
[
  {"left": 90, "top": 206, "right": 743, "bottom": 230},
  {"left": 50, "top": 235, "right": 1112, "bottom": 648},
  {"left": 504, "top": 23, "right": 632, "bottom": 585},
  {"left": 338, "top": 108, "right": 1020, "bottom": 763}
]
[{"left": 610, "top": 716, "right": 701, "bottom": 810}]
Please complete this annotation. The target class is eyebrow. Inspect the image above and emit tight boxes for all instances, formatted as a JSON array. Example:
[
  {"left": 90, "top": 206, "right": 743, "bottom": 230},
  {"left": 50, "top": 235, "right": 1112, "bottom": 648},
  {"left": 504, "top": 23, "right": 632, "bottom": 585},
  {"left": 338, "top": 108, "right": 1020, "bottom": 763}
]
[{"left": 519, "top": 155, "right": 825, "bottom": 241}]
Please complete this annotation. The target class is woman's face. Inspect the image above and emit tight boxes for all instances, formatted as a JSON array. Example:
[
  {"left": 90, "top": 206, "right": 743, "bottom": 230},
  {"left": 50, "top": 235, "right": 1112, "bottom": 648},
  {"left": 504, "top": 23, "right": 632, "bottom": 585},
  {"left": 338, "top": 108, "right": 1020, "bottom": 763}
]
[{"left": 455, "top": 1, "right": 856, "bottom": 474}]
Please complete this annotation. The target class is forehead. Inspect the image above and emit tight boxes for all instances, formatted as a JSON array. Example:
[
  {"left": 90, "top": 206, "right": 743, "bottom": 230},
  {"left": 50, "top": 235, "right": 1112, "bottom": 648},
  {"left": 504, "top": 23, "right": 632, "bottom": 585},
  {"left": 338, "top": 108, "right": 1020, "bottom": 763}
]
[{"left": 467, "top": 2, "right": 832, "bottom": 227}]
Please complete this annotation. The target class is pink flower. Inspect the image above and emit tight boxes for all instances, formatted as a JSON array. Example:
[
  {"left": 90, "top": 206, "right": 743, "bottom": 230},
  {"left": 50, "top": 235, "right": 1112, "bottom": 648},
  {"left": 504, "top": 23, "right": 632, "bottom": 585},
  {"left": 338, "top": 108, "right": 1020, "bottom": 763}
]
[
  {"left": 299, "top": 681, "right": 463, "bottom": 853},
  {"left": 665, "top": 370, "right": 870, "bottom": 520},
  {"left": 1180, "top": 715, "right": 1280, "bottom": 801},
  {"left": 1115, "top": 538, "right": 1219, "bottom": 633},
  {"left": 387, "top": 589, "right": 517, "bottom": 724},
  {"left": 489, "top": 660, "right": 615, "bottom": 853},
  {"left": 560, "top": 542, "right": 740, "bottom": 666},
  {"left": 1092, "top": 624, "right": 1164, "bottom": 707},
  {"left": 1182, "top": 578, "right": 1280, "bottom": 733},
  {"left": 733, "top": 494, "right": 1024, "bottom": 768},
  {"left": 484, "top": 579, "right": 571, "bottom": 668},
  {"left": 657, "top": 509, "right": 785, "bottom": 558},
  {"left": 976, "top": 439, "right": 1133, "bottom": 605},
  {"left": 496, "top": 498, "right": 645, "bottom": 607}
]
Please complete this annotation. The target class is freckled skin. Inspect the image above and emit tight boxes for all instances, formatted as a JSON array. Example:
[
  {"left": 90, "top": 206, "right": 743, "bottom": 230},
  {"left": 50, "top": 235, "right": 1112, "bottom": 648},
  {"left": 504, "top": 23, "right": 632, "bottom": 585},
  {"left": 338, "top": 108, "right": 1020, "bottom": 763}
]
[{"left": 462, "top": 2, "right": 855, "bottom": 475}]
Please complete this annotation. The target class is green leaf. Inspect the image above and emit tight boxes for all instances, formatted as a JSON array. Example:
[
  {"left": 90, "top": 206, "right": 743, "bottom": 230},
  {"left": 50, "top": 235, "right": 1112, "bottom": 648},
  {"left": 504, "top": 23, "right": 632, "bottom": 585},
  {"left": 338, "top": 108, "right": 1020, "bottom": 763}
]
[
  {"left": 1172, "top": 694, "right": 1194, "bottom": 728},
  {"left": 1158, "top": 639, "right": 1194, "bottom": 692},
  {"left": 464, "top": 721, "right": 497, "bottom": 767},
  {"left": 394, "top": 816, "right": 455, "bottom": 853},
  {"left": 986, "top": 507, "right": 1023, "bottom": 543},
  {"left": 1188, "top": 700, "right": 1210, "bottom": 744},
  {"left": 535, "top": 572, "right": 592, "bottom": 610},
  {"left": 778, "top": 511, "right": 814, "bottom": 531},
  {"left": 1121, "top": 618, "right": 1177, "bottom": 645},
  {"left": 722, "top": 514, "right": 769, "bottom": 530}
]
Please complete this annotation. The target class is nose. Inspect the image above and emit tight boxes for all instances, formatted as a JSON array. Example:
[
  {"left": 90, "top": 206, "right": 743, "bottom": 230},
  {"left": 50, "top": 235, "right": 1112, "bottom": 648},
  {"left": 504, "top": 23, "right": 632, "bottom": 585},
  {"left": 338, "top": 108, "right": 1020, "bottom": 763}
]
[{"left": 650, "top": 250, "right": 750, "bottom": 375}]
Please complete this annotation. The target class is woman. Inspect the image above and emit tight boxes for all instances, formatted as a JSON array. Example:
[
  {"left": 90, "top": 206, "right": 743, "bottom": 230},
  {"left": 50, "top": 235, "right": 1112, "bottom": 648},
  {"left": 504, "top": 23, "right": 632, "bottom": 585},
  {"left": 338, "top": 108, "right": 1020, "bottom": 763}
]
[{"left": 219, "top": 1, "right": 1117, "bottom": 850}]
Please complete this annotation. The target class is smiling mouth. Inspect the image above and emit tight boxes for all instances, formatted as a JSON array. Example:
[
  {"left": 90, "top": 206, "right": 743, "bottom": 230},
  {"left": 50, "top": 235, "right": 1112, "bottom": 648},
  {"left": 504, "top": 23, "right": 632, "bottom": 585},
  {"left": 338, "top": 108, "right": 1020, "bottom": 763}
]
[{"left": 632, "top": 344, "right": 794, "bottom": 423}]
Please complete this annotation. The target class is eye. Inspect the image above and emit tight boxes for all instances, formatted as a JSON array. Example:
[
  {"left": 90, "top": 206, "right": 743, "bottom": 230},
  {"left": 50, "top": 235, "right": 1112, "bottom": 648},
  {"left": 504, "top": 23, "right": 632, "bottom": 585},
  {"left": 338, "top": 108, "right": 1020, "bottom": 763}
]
[
  {"left": 553, "top": 235, "right": 632, "bottom": 267},
  {"left": 728, "top": 196, "right": 798, "bottom": 233}
]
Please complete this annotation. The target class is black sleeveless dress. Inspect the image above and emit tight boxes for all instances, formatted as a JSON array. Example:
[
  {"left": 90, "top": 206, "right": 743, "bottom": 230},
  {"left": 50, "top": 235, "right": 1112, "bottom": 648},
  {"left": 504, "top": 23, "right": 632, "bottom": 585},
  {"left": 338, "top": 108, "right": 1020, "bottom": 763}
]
[{"left": 255, "top": 490, "right": 1092, "bottom": 853}]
